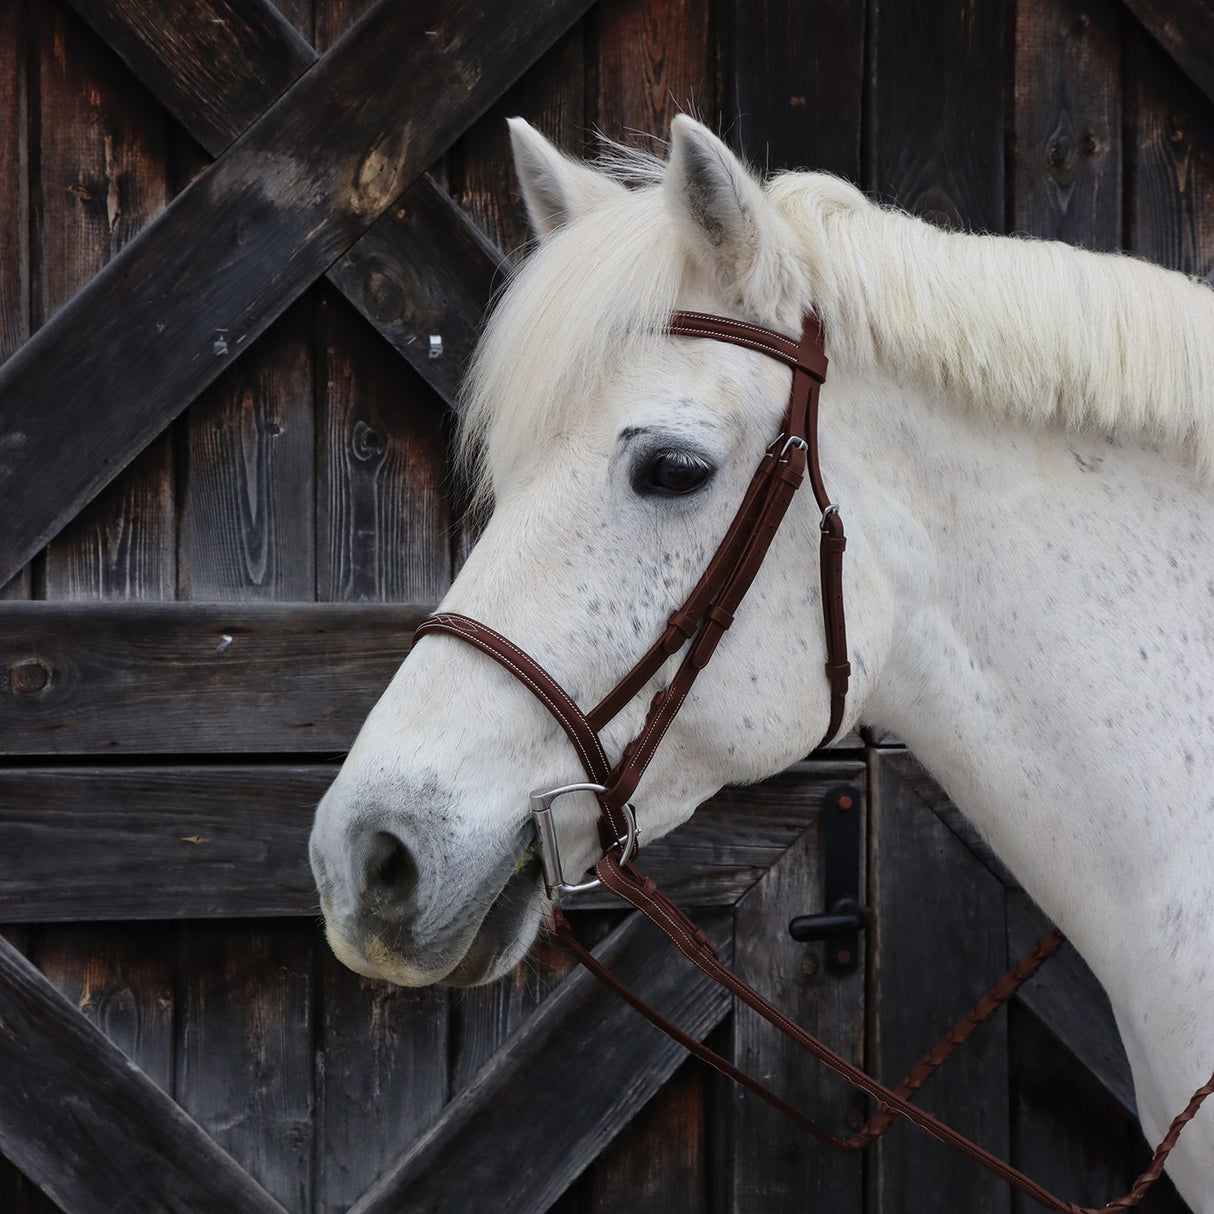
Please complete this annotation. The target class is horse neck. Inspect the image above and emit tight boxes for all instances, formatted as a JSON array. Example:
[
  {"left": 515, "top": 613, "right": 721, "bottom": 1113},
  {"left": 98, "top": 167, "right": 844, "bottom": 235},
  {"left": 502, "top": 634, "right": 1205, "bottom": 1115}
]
[{"left": 840, "top": 369, "right": 1214, "bottom": 1017}]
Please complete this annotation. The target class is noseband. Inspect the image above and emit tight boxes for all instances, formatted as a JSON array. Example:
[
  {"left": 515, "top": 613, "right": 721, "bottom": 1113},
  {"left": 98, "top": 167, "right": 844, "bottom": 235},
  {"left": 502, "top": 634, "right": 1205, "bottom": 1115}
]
[
  {"left": 415, "top": 310, "right": 846, "bottom": 894},
  {"left": 412, "top": 310, "right": 1211, "bottom": 1211}
]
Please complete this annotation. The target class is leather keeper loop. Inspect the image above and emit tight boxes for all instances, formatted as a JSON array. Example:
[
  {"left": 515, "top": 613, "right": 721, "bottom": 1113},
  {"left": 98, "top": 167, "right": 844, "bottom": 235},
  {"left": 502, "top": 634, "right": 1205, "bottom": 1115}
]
[{"left": 667, "top": 609, "right": 698, "bottom": 639}]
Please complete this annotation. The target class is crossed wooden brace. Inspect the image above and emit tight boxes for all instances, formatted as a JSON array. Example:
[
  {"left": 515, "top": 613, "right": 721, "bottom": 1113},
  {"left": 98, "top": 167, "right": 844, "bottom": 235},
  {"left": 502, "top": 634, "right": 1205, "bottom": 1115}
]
[{"left": 0, "top": 0, "right": 546, "bottom": 589}]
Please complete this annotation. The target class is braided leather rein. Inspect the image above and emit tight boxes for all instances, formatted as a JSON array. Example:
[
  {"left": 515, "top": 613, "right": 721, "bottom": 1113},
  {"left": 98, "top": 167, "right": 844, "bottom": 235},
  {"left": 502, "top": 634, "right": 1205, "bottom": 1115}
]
[{"left": 414, "top": 309, "right": 1212, "bottom": 1211}]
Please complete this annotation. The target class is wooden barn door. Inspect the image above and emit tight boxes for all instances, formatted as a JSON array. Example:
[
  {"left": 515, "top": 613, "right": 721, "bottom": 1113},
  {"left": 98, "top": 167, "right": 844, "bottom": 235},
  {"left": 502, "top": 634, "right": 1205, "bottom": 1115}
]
[{"left": 0, "top": 0, "right": 1209, "bottom": 1211}]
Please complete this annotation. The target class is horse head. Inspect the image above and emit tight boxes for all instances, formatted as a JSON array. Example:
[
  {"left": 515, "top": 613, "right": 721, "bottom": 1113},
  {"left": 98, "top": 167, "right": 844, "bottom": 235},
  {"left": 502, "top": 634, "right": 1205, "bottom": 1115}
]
[{"left": 308, "top": 117, "right": 886, "bottom": 985}]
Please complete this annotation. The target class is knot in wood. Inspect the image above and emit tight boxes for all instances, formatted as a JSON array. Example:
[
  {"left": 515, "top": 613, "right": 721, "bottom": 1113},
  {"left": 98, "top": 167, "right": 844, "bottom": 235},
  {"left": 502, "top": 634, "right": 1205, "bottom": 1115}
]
[
  {"left": 351, "top": 129, "right": 411, "bottom": 217},
  {"left": 10, "top": 658, "right": 51, "bottom": 695}
]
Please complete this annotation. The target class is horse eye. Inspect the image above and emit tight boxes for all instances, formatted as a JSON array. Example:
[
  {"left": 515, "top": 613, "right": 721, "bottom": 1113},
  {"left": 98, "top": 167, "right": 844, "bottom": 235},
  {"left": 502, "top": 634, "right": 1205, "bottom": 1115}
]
[{"left": 634, "top": 449, "right": 715, "bottom": 497}]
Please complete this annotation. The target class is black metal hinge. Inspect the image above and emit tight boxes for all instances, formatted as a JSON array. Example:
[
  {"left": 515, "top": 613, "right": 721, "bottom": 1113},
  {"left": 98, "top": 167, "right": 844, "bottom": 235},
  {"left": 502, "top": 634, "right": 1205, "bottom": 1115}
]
[{"left": 788, "top": 783, "right": 866, "bottom": 975}]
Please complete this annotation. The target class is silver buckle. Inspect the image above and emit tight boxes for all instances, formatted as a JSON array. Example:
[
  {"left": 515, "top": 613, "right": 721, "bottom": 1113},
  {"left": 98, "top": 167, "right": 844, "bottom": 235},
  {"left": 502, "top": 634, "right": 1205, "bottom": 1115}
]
[{"left": 529, "top": 782, "right": 639, "bottom": 898}]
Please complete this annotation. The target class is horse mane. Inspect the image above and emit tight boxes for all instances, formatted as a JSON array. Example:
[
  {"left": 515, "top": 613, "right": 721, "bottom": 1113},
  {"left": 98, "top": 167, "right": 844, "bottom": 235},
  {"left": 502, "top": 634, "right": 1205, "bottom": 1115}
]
[
  {"left": 769, "top": 172, "right": 1214, "bottom": 479},
  {"left": 461, "top": 153, "right": 1214, "bottom": 506}
]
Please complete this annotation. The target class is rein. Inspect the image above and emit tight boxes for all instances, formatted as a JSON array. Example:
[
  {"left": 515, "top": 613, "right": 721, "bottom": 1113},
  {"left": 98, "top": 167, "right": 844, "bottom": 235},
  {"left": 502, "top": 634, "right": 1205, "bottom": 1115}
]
[{"left": 414, "top": 310, "right": 1212, "bottom": 1211}]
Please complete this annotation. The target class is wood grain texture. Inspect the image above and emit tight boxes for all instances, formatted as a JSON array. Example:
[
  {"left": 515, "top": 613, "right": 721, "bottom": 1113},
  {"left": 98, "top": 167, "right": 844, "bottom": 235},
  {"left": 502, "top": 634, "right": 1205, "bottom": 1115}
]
[
  {"left": 454, "top": 24, "right": 586, "bottom": 258},
  {"left": 176, "top": 921, "right": 314, "bottom": 1212},
  {"left": 0, "top": 932, "right": 289, "bottom": 1213},
  {"left": 0, "top": 766, "right": 326, "bottom": 920},
  {"left": 0, "top": 0, "right": 596, "bottom": 589},
  {"left": 869, "top": 0, "right": 1009, "bottom": 230},
  {"left": 729, "top": 783, "right": 865, "bottom": 1212},
  {"left": 0, "top": 0, "right": 30, "bottom": 367},
  {"left": 589, "top": 0, "right": 713, "bottom": 145},
  {"left": 34, "top": 1, "right": 175, "bottom": 601},
  {"left": 572, "top": 1060, "right": 709, "bottom": 1213},
  {"left": 32, "top": 923, "right": 176, "bottom": 1094},
  {"left": 1127, "top": 24, "right": 1214, "bottom": 279},
  {"left": 68, "top": 0, "right": 314, "bottom": 154},
  {"left": 868, "top": 749, "right": 1011, "bottom": 1213},
  {"left": 1121, "top": 0, "right": 1214, "bottom": 115},
  {"left": 351, "top": 910, "right": 734, "bottom": 1214},
  {"left": 449, "top": 927, "right": 587, "bottom": 1092},
  {"left": 325, "top": 175, "right": 508, "bottom": 404},
  {"left": 726, "top": 0, "right": 866, "bottom": 179},
  {"left": 0, "top": 1, "right": 32, "bottom": 601},
  {"left": 1013, "top": 0, "right": 1122, "bottom": 247},
  {"left": 181, "top": 300, "right": 316, "bottom": 600},
  {"left": 316, "top": 288, "right": 452, "bottom": 603},
  {"left": 69, "top": 0, "right": 508, "bottom": 406},
  {"left": 315, "top": 945, "right": 448, "bottom": 1214},
  {"left": 0, "top": 763, "right": 854, "bottom": 922},
  {"left": 1009, "top": 1008, "right": 1138, "bottom": 1214},
  {"left": 0, "top": 930, "right": 57, "bottom": 1214},
  {"left": 0, "top": 601, "right": 427, "bottom": 754}
]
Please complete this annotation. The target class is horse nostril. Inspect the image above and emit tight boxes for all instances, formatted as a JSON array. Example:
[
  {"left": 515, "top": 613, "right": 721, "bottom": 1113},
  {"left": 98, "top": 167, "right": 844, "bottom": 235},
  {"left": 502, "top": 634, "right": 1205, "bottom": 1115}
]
[{"left": 361, "top": 830, "right": 419, "bottom": 904}]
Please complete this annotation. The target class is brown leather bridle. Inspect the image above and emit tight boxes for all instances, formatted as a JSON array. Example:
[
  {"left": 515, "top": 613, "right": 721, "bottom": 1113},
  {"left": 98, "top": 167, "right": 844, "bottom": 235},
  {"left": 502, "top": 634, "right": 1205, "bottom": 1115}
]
[{"left": 414, "top": 309, "right": 1211, "bottom": 1212}]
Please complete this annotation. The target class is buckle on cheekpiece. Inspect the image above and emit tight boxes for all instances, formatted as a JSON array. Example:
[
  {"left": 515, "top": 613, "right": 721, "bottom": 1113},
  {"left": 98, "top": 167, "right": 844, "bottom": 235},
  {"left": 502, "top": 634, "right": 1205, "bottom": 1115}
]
[{"left": 530, "top": 782, "right": 639, "bottom": 898}]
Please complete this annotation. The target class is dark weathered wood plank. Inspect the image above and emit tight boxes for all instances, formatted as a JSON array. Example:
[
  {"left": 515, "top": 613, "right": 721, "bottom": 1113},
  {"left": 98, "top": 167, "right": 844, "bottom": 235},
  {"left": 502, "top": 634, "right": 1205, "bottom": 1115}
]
[
  {"left": 869, "top": 749, "right": 1011, "bottom": 1213},
  {"left": 0, "top": 0, "right": 596, "bottom": 590},
  {"left": 0, "top": 1, "right": 31, "bottom": 601},
  {"left": 324, "top": 179, "right": 507, "bottom": 404},
  {"left": 0, "top": 927, "right": 58, "bottom": 1214},
  {"left": 180, "top": 301, "right": 316, "bottom": 599},
  {"left": 1126, "top": 23, "right": 1214, "bottom": 279},
  {"left": 1013, "top": 0, "right": 1122, "bottom": 248},
  {"left": 316, "top": 289, "right": 452, "bottom": 603},
  {"left": 454, "top": 23, "right": 585, "bottom": 258},
  {"left": 0, "top": 761, "right": 859, "bottom": 921},
  {"left": 449, "top": 922, "right": 591, "bottom": 1091},
  {"left": 729, "top": 781, "right": 865, "bottom": 1212},
  {"left": 1006, "top": 890, "right": 1134, "bottom": 1116},
  {"left": 0, "top": 0, "right": 29, "bottom": 368},
  {"left": 573, "top": 1060, "right": 708, "bottom": 1213},
  {"left": 589, "top": 0, "right": 712, "bottom": 146},
  {"left": 175, "top": 921, "right": 315, "bottom": 1212},
  {"left": 1121, "top": 0, "right": 1214, "bottom": 116},
  {"left": 726, "top": 0, "right": 866, "bottom": 179},
  {"left": 315, "top": 942, "right": 449, "bottom": 1214},
  {"left": 69, "top": 0, "right": 314, "bottom": 154},
  {"left": 68, "top": 0, "right": 508, "bottom": 405},
  {"left": 869, "top": 0, "right": 1009, "bottom": 230},
  {"left": 0, "top": 766, "right": 324, "bottom": 920},
  {"left": 32, "top": 923, "right": 176, "bottom": 1095},
  {"left": 0, "top": 933, "right": 289, "bottom": 1213},
  {"left": 1009, "top": 1006, "right": 1137, "bottom": 1214},
  {"left": 0, "top": 602, "right": 426, "bottom": 754},
  {"left": 35, "top": 1, "right": 175, "bottom": 601},
  {"left": 351, "top": 910, "right": 734, "bottom": 1214}
]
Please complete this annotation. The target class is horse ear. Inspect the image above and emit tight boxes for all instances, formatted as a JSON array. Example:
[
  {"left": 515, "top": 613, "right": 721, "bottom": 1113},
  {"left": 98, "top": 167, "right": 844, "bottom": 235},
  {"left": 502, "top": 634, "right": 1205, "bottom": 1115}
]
[
  {"left": 665, "top": 115, "right": 806, "bottom": 323},
  {"left": 508, "top": 118, "right": 625, "bottom": 239}
]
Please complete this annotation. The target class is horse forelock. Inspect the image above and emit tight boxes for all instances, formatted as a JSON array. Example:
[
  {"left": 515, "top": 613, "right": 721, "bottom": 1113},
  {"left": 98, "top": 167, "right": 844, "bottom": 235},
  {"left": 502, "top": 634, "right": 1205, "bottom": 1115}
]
[{"left": 458, "top": 184, "right": 686, "bottom": 516}]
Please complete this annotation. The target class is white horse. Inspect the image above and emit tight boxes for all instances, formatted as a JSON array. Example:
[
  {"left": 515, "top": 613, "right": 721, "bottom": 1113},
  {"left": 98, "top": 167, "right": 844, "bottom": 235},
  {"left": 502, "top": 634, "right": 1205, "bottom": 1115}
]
[{"left": 309, "top": 116, "right": 1214, "bottom": 1208}]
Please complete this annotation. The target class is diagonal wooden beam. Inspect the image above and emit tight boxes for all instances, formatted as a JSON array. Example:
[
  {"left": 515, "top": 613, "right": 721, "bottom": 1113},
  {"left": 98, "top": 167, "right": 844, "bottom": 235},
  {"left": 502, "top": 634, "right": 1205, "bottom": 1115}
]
[
  {"left": 0, "top": 933, "right": 289, "bottom": 1212},
  {"left": 0, "top": 0, "right": 590, "bottom": 590},
  {"left": 350, "top": 909, "right": 734, "bottom": 1214},
  {"left": 1120, "top": 0, "right": 1214, "bottom": 114},
  {"left": 1007, "top": 892, "right": 1135, "bottom": 1115},
  {"left": 66, "top": 0, "right": 509, "bottom": 405}
]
